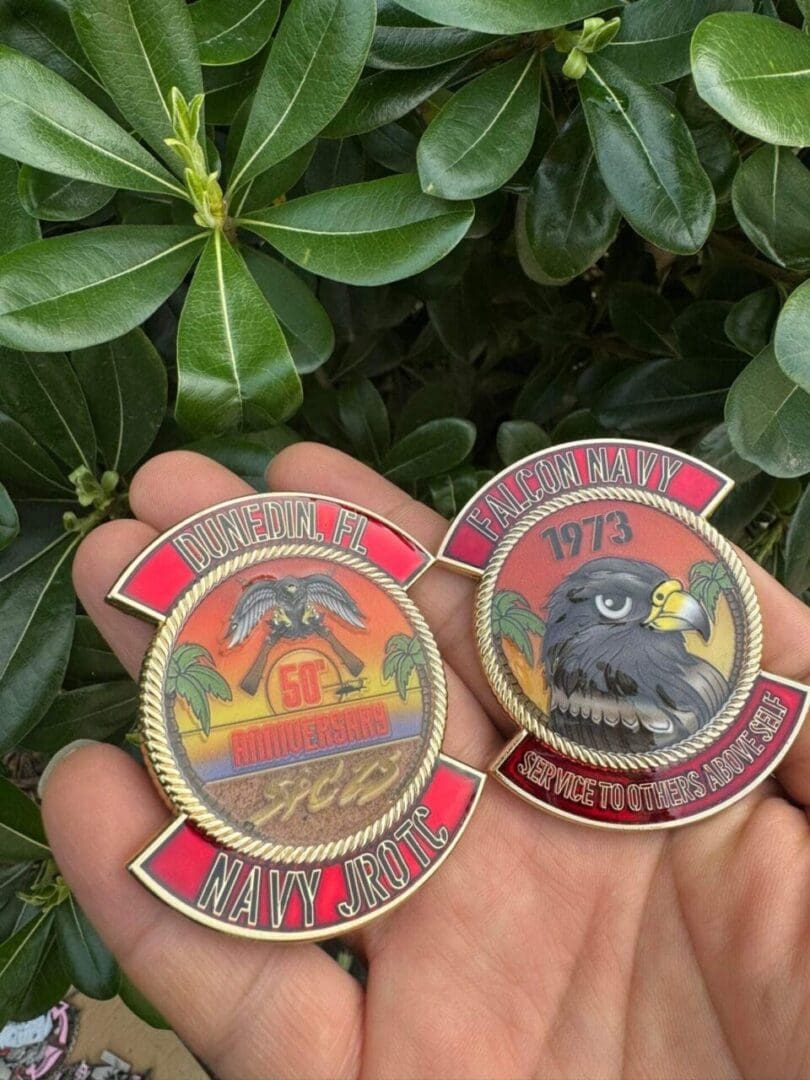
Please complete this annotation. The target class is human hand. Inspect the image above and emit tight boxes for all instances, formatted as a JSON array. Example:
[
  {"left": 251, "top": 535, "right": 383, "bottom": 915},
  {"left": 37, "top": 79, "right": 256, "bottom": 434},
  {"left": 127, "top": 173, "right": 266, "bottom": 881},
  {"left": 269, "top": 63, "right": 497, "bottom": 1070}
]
[{"left": 41, "top": 445, "right": 810, "bottom": 1080}]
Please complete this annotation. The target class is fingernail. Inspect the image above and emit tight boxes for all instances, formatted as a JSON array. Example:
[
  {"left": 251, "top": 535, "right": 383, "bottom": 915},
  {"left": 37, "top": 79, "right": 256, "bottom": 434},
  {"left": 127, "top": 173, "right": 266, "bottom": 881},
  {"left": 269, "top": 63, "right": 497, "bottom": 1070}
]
[{"left": 37, "top": 739, "right": 100, "bottom": 800}]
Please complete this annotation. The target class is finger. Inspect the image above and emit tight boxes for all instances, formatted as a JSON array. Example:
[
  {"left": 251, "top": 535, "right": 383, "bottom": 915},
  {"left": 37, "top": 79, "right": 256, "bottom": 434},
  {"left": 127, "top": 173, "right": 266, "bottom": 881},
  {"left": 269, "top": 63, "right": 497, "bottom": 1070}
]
[
  {"left": 42, "top": 744, "right": 363, "bottom": 1080},
  {"left": 128, "top": 449, "right": 253, "bottom": 529},
  {"left": 267, "top": 443, "right": 510, "bottom": 732}
]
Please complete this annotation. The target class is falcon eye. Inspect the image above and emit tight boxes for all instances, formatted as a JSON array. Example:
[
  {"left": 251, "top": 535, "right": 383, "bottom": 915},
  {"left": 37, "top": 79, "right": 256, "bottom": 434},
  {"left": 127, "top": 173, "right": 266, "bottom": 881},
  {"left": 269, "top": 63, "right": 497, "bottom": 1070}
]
[{"left": 594, "top": 593, "right": 633, "bottom": 620}]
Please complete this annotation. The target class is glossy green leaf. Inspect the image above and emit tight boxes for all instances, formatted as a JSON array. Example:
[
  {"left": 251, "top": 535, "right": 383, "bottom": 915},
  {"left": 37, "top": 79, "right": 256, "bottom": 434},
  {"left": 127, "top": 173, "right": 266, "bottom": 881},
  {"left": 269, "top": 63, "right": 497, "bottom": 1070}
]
[
  {"left": 324, "top": 58, "right": 468, "bottom": 139},
  {"left": 176, "top": 231, "right": 302, "bottom": 436},
  {"left": 190, "top": 0, "right": 281, "bottom": 65},
  {"left": 203, "top": 52, "right": 264, "bottom": 124},
  {"left": 496, "top": 420, "right": 549, "bottom": 466},
  {"left": 17, "top": 166, "right": 115, "bottom": 223},
  {"left": 227, "top": 0, "right": 376, "bottom": 194},
  {"left": 56, "top": 894, "right": 119, "bottom": 999},
  {"left": 0, "top": 415, "right": 73, "bottom": 498},
  {"left": 65, "top": 616, "right": 127, "bottom": 686},
  {"left": 12, "top": 930, "right": 70, "bottom": 1023},
  {"left": 0, "top": 910, "right": 53, "bottom": 1028},
  {"left": 0, "top": 485, "right": 17, "bottom": 552},
  {"left": 417, "top": 53, "right": 541, "bottom": 200},
  {"left": 0, "top": 46, "right": 185, "bottom": 198},
  {"left": 785, "top": 482, "right": 810, "bottom": 594},
  {"left": 520, "top": 110, "right": 620, "bottom": 285},
  {"left": 0, "top": 226, "right": 205, "bottom": 352},
  {"left": 119, "top": 974, "right": 170, "bottom": 1029},
  {"left": 692, "top": 13, "right": 810, "bottom": 146},
  {"left": 25, "top": 681, "right": 137, "bottom": 754},
  {"left": 368, "top": 23, "right": 494, "bottom": 69},
  {"left": 673, "top": 300, "right": 742, "bottom": 360},
  {"left": 0, "top": 350, "right": 96, "bottom": 471},
  {"left": 188, "top": 427, "right": 300, "bottom": 488},
  {"left": 228, "top": 142, "right": 315, "bottom": 217},
  {"left": 726, "top": 345, "right": 810, "bottom": 477},
  {"left": 240, "top": 173, "right": 474, "bottom": 285},
  {"left": 695, "top": 422, "right": 761, "bottom": 484},
  {"left": 602, "top": 0, "right": 752, "bottom": 85},
  {"left": 725, "top": 288, "right": 779, "bottom": 357},
  {"left": 0, "top": 528, "right": 78, "bottom": 750},
  {"left": 0, "top": 866, "right": 36, "bottom": 943},
  {"left": 68, "top": 0, "right": 204, "bottom": 172},
  {"left": 393, "top": 0, "right": 613, "bottom": 33},
  {"left": 72, "top": 329, "right": 167, "bottom": 473},
  {"left": 732, "top": 146, "right": 810, "bottom": 271},
  {"left": 361, "top": 118, "right": 419, "bottom": 173},
  {"left": 0, "top": 778, "right": 49, "bottom": 863},
  {"left": 338, "top": 378, "right": 390, "bottom": 464},
  {"left": 382, "top": 418, "right": 475, "bottom": 483},
  {"left": 597, "top": 359, "right": 731, "bottom": 433},
  {"left": 580, "top": 56, "right": 716, "bottom": 254},
  {"left": 243, "top": 249, "right": 334, "bottom": 374},
  {"left": 0, "top": 158, "right": 39, "bottom": 257},
  {"left": 609, "top": 284, "right": 674, "bottom": 353},
  {"left": 774, "top": 281, "right": 810, "bottom": 392}
]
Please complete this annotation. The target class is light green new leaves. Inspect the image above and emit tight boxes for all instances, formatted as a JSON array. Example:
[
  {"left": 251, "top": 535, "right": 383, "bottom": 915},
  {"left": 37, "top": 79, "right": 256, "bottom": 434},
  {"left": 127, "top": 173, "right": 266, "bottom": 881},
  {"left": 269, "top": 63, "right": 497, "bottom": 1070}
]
[
  {"left": 227, "top": 0, "right": 376, "bottom": 194},
  {"left": 0, "top": 46, "right": 184, "bottom": 198},
  {"left": 0, "top": 226, "right": 205, "bottom": 352},
  {"left": 393, "top": 0, "right": 612, "bottom": 34},
  {"left": 240, "top": 173, "right": 474, "bottom": 285},
  {"left": 732, "top": 146, "right": 810, "bottom": 271},
  {"left": 726, "top": 345, "right": 810, "bottom": 477},
  {"left": 68, "top": 0, "right": 204, "bottom": 171},
  {"left": 0, "top": 778, "right": 49, "bottom": 863},
  {"left": 191, "top": 0, "right": 281, "bottom": 65},
  {"left": 580, "top": 56, "right": 715, "bottom": 254},
  {"left": 0, "top": 158, "right": 39, "bottom": 257},
  {"left": 520, "top": 110, "right": 620, "bottom": 285},
  {"left": 774, "top": 282, "right": 810, "bottom": 392},
  {"left": 692, "top": 13, "right": 810, "bottom": 146},
  {"left": 176, "top": 231, "right": 302, "bottom": 436},
  {"left": 417, "top": 53, "right": 542, "bottom": 200},
  {"left": 72, "top": 329, "right": 167, "bottom": 473}
]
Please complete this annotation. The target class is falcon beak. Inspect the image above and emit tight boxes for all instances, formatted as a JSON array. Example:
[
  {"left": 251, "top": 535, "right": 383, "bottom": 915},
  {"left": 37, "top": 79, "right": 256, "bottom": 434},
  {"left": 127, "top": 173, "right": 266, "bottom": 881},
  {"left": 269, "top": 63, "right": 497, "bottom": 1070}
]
[{"left": 644, "top": 579, "right": 711, "bottom": 640}]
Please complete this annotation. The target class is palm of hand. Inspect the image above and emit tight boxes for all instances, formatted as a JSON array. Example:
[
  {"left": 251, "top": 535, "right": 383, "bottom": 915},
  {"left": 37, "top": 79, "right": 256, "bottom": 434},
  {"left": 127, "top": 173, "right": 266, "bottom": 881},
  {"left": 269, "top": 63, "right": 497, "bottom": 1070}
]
[{"left": 42, "top": 446, "right": 810, "bottom": 1080}]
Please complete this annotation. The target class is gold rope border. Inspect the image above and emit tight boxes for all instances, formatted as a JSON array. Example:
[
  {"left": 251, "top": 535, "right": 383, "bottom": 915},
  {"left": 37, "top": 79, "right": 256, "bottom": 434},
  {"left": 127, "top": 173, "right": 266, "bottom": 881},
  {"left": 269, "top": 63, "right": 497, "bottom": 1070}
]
[
  {"left": 475, "top": 487, "right": 762, "bottom": 772},
  {"left": 140, "top": 544, "right": 447, "bottom": 864}
]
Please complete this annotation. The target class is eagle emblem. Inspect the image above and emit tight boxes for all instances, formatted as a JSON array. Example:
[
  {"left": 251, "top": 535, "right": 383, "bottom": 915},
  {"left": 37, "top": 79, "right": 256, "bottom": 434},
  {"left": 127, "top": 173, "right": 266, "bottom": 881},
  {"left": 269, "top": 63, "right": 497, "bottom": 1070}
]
[
  {"left": 227, "top": 574, "right": 367, "bottom": 694},
  {"left": 541, "top": 557, "right": 730, "bottom": 753}
]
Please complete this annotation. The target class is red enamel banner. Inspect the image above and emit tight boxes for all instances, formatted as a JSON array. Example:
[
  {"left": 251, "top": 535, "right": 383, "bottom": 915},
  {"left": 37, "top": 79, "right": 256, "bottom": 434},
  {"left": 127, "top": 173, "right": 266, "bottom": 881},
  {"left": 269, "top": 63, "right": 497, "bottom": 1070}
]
[{"left": 130, "top": 756, "right": 484, "bottom": 939}]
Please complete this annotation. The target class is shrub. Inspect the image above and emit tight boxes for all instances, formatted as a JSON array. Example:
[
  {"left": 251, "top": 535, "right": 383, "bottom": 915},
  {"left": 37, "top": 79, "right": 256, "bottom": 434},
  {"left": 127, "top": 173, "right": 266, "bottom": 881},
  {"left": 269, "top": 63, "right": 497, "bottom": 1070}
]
[{"left": 0, "top": 0, "right": 808, "bottom": 1024}]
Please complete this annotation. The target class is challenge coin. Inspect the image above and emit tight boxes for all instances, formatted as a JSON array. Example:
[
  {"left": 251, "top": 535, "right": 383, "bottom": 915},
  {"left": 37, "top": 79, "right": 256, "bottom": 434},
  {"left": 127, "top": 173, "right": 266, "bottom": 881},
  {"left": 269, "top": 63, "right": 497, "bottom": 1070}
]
[
  {"left": 439, "top": 439, "right": 809, "bottom": 829},
  {"left": 110, "top": 493, "right": 484, "bottom": 938}
]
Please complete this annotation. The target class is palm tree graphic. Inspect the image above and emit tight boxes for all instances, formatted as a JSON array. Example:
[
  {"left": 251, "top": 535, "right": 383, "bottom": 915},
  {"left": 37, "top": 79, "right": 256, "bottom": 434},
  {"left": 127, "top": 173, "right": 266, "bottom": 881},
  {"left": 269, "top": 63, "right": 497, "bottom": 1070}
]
[
  {"left": 491, "top": 589, "right": 546, "bottom": 667},
  {"left": 166, "top": 643, "right": 232, "bottom": 738},
  {"left": 383, "top": 633, "right": 426, "bottom": 700}
]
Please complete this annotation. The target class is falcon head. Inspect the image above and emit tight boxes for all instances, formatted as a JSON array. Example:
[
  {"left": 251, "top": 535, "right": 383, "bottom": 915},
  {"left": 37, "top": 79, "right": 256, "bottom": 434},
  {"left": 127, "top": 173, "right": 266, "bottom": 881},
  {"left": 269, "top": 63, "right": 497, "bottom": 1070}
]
[{"left": 541, "top": 557, "right": 727, "bottom": 751}]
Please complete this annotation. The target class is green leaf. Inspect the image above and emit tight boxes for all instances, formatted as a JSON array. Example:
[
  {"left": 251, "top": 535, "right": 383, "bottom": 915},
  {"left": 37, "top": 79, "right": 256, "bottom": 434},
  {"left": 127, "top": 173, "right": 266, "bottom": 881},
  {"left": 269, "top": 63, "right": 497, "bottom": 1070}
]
[
  {"left": 602, "top": 0, "right": 753, "bottom": 85},
  {"left": 12, "top": 926, "right": 71, "bottom": 1024},
  {"left": 0, "top": 485, "right": 17, "bottom": 552},
  {"left": 726, "top": 345, "right": 810, "bottom": 477},
  {"left": 496, "top": 420, "right": 549, "bottom": 466},
  {"left": 228, "top": 142, "right": 315, "bottom": 217},
  {"left": 597, "top": 359, "right": 731, "bottom": 433},
  {"left": 72, "top": 329, "right": 166, "bottom": 474},
  {"left": 731, "top": 146, "right": 810, "bottom": 272},
  {"left": 417, "top": 52, "right": 542, "bottom": 201},
  {"left": 0, "top": 910, "right": 53, "bottom": 1028},
  {"left": 673, "top": 300, "right": 742, "bottom": 361},
  {"left": 240, "top": 173, "right": 474, "bottom": 285},
  {"left": 119, "top": 973, "right": 170, "bottom": 1029},
  {"left": 0, "top": 866, "right": 37, "bottom": 943},
  {"left": 187, "top": 427, "right": 300, "bottom": 489},
  {"left": 24, "top": 681, "right": 137, "bottom": 754},
  {"left": 17, "top": 165, "right": 115, "bottom": 223},
  {"left": 0, "top": 46, "right": 185, "bottom": 198},
  {"left": 692, "top": 13, "right": 810, "bottom": 146},
  {"left": 338, "top": 378, "right": 391, "bottom": 464},
  {"left": 176, "top": 231, "right": 302, "bottom": 437},
  {"left": 0, "top": 778, "right": 49, "bottom": 863},
  {"left": 609, "top": 283, "right": 674, "bottom": 354},
  {"left": 0, "top": 157, "right": 39, "bottom": 257},
  {"left": 324, "top": 58, "right": 468, "bottom": 139},
  {"left": 227, "top": 0, "right": 376, "bottom": 194},
  {"left": 774, "top": 281, "right": 810, "bottom": 393},
  {"left": 56, "top": 894, "right": 119, "bottom": 999},
  {"left": 0, "top": 415, "right": 72, "bottom": 497},
  {"left": 203, "top": 52, "right": 265, "bottom": 125},
  {"left": 65, "top": 616, "right": 127, "bottom": 686},
  {"left": 368, "top": 23, "right": 494, "bottom": 70},
  {"left": 725, "top": 288, "right": 780, "bottom": 357},
  {"left": 519, "top": 110, "right": 620, "bottom": 286},
  {"left": 382, "top": 417, "right": 475, "bottom": 483},
  {"left": 0, "top": 531, "right": 78, "bottom": 750},
  {"left": 785, "top": 482, "right": 810, "bottom": 594},
  {"left": 242, "top": 249, "right": 334, "bottom": 374},
  {"left": 0, "top": 350, "right": 96, "bottom": 471},
  {"left": 393, "top": 0, "right": 613, "bottom": 33},
  {"left": 68, "top": 0, "right": 205, "bottom": 173},
  {"left": 580, "top": 56, "right": 716, "bottom": 255},
  {"left": 190, "top": 0, "right": 281, "bottom": 66},
  {"left": 0, "top": 226, "right": 205, "bottom": 352}
]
